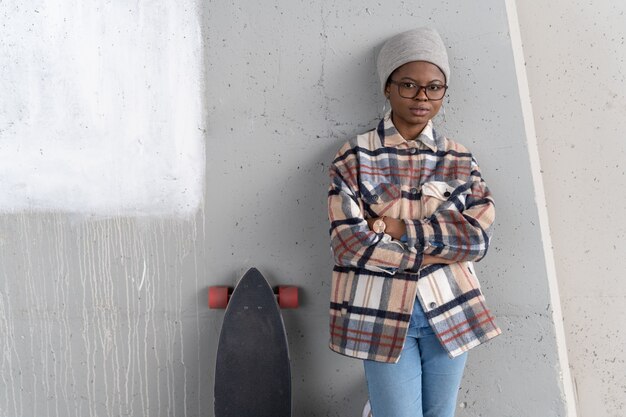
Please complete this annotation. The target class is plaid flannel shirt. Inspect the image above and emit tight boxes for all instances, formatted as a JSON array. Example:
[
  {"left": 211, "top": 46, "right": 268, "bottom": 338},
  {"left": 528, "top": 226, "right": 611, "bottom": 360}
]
[{"left": 328, "top": 113, "right": 501, "bottom": 363}]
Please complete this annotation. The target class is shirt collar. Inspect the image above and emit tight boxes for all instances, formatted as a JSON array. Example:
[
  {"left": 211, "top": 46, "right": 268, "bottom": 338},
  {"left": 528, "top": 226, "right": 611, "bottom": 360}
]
[{"left": 377, "top": 111, "right": 440, "bottom": 152}]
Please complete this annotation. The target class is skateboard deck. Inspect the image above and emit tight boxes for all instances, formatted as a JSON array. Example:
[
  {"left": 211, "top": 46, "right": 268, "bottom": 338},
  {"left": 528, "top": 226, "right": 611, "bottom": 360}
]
[{"left": 213, "top": 268, "right": 292, "bottom": 417}]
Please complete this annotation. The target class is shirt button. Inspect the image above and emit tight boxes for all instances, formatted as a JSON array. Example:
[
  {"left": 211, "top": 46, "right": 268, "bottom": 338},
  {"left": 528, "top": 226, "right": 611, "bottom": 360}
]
[
  {"left": 409, "top": 148, "right": 417, "bottom": 154},
  {"left": 443, "top": 191, "right": 451, "bottom": 197},
  {"left": 429, "top": 302, "right": 437, "bottom": 309},
  {"left": 410, "top": 188, "right": 418, "bottom": 195},
  {"left": 373, "top": 194, "right": 379, "bottom": 201}
]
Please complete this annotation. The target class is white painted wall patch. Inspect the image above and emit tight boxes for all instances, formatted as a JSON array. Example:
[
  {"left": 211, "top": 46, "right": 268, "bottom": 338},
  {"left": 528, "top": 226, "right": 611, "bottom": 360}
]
[{"left": 0, "top": 1, "right": 205, "bottom": 216}]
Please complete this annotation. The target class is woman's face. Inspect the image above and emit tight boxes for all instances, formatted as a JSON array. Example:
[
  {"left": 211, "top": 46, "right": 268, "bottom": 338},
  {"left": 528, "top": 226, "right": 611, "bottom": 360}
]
[{"left": 384, "top": 61, "right": 446, "bottom": 140}]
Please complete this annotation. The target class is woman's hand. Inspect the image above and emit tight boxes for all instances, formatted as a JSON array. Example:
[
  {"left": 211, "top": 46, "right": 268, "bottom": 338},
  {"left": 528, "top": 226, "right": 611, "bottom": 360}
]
[{"left": 366, "top": 217, "right": 406, "bottom": 240}]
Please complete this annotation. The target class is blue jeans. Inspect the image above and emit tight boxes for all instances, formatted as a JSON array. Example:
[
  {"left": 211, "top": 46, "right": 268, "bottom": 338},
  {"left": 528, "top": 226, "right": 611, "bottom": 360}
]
[{"left": 363, "top": 298, "right": 468, "bottom": 417}]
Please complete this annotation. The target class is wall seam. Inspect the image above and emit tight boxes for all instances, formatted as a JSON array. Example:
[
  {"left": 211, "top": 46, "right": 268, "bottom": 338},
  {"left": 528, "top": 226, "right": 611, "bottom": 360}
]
[{"left": 504, "top": 1, "right": 578, "bottom": 416}]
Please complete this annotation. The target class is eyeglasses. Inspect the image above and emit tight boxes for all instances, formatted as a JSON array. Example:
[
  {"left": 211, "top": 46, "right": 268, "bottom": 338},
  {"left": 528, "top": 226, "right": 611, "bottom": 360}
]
[{"left": 388, "top": 80, "right": 448, "bottom": 101}]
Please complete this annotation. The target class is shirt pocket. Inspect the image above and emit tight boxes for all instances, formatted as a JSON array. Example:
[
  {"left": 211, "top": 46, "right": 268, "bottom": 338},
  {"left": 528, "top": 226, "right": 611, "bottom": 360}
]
[
  {"left": 420, "top": 180, "right": 471, "bottom": 218},
  {"left": 360, "top": 181, "right": 402, "bottom": 218}
]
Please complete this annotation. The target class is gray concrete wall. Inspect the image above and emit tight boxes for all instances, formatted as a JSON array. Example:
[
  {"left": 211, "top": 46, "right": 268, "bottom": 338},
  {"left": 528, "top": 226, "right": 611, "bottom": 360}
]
[
  {"left": 516, "top": 1, "right": 626, "bottom": 416},
  {"left": 0, "top": 1, "right": 570, "bottom": 416}
]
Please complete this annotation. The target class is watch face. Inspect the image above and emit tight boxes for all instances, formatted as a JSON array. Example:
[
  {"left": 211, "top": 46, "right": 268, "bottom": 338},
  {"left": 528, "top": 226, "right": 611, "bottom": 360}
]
[{"left": 373, "top": 219, "right": 386, "bottom": 233}]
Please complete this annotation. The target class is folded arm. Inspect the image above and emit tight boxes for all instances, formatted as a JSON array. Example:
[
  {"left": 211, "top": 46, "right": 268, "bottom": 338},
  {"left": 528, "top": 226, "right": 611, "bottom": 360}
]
[
  {"left": 403, "top": 157, "right": 495, "bottom": 263},
  {"left": 328, "top": 144, "right": 422, "bottom": 274}
]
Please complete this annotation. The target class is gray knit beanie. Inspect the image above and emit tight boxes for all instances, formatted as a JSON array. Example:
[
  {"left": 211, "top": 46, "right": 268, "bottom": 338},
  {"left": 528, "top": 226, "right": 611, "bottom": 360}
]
[{"left": 377, "top": 27, "right": 450, "bottom": 95}]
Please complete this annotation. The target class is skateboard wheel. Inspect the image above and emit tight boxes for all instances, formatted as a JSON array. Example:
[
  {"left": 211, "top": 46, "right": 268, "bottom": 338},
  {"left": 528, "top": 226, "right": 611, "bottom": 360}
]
[
  {"left": 278, "top": 286, "right": 299, "bottom": 309},
  {"left": 209, "top": 286, "right": 230, "bottom": 309}
]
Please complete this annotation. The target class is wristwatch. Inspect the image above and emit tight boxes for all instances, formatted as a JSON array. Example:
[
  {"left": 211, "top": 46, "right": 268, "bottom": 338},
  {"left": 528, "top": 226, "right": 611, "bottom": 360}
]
[{"left": 373, "top": 217, "right": 386, "bottom": 234}]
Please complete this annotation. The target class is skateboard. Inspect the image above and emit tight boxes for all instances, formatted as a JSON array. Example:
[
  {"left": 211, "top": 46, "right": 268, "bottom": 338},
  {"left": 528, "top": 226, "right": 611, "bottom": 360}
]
[{"left": 209, "top": 267, "right": 298, "bottom": 417}]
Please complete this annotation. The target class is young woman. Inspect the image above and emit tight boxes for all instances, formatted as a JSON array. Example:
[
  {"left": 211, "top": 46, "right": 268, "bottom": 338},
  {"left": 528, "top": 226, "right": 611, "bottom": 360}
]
[{"left": 327, "top": 27, "right": 501, "bottom": 417}]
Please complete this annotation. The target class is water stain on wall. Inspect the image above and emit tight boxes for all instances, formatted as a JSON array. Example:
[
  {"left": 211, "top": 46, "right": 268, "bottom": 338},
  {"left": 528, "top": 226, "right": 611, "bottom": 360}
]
[{"left": 0, "top": 214, "right": 210, "bottom": 417}]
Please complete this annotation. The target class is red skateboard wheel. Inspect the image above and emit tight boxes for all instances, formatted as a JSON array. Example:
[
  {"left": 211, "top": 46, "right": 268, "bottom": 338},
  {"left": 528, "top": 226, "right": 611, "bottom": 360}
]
[
  {"left": 209, "top": 286, "right": 230, "bottom": 309},
  {"left": 278, "top": 286, "right": 299, "bottom": 309}
]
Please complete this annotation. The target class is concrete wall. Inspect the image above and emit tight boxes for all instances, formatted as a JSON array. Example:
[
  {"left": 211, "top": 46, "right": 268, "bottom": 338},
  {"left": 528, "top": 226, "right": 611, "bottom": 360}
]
[
  {"left": 516, "top": 2, "right": 626, "bottom": 416},
  {"left": 0, "top": 1, "right": 205, "bottom": 216},
  {"left": 0, "top": 1, "right": 571, "bottom": 416}
]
